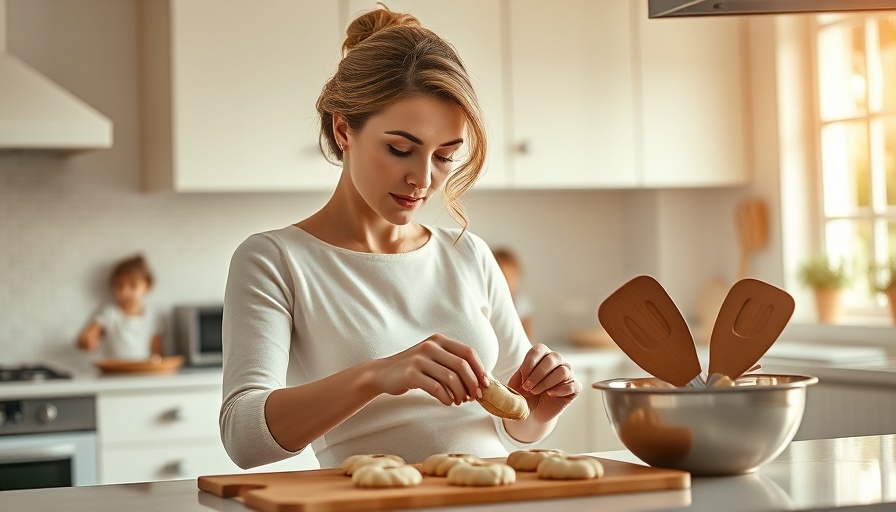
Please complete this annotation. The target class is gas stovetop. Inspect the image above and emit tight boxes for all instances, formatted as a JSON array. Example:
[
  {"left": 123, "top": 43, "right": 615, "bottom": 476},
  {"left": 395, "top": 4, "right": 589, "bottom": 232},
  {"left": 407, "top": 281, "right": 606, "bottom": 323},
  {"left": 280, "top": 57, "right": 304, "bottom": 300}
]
[{"left": 0, "top": 364, "right": 72, "bottom": 383}]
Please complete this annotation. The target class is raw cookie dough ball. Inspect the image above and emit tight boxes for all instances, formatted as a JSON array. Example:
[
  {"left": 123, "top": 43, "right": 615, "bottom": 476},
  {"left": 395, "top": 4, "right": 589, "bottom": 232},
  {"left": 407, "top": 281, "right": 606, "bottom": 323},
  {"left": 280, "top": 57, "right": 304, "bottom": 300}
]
[
  {"left": 341, "top": 454, "right": 405, "bottom": 476},
  {"left": 421, "top": 453, "right": 483, "bottom": 477},
  {"left": 477, "top": 376, "right": 529, "bottom": 421},
  {"left": 537, "top": 455, "right": 605, "bottom": 480},
  {"left": 506, "top": 449, "right": 567, "bottom": 472},
  {"left": 446, "top": 461, "right": 516, "bottom": 487},
  {"left": 352, "top": 464, "right": 422, "bottom": 488}
]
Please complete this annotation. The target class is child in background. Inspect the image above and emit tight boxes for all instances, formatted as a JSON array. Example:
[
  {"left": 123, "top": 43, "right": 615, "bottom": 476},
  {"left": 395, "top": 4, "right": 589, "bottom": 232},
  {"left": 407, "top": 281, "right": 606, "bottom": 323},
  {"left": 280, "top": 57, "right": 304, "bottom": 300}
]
[
  {"left": 493, "top": 248, "right": 535, "bottom": 342},
  {"left": 77, "top": 254, "right": 164, "bottom": 360}
]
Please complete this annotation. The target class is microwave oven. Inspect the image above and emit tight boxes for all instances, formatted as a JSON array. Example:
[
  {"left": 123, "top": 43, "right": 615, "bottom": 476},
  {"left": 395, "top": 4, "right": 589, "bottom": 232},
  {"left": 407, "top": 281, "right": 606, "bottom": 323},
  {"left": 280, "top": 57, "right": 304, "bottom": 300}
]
[{"left": 173, "top": 304, "right": 223, "bottom": 366}]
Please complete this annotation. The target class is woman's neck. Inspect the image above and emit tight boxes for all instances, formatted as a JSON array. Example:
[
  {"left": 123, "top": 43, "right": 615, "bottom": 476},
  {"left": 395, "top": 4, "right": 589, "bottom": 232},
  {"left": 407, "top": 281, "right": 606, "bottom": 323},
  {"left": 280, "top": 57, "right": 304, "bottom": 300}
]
[{"left": 297, "top": 184, "right": 429, "bottom": 254}]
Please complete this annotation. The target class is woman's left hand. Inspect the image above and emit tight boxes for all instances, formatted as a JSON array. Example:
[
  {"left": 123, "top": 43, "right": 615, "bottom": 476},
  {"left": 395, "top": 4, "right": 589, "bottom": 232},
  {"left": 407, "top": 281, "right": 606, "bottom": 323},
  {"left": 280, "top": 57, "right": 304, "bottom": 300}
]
[{"left": 507, "top": 344, "right": 581, "bottom": 422}]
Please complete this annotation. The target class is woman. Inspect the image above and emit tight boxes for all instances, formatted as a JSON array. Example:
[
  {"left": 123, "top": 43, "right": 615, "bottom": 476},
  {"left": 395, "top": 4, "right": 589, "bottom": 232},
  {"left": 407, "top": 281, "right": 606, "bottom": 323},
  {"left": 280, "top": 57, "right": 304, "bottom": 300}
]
[{"left": 220, "top": 6, "right": 580, "bottom": 470}]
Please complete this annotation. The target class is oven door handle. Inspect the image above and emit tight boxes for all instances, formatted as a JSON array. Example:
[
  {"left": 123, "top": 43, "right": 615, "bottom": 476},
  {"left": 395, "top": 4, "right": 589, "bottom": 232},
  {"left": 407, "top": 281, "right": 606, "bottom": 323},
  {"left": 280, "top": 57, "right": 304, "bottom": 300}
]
[{"left": 0, "top": 444, "right": 75, "bottom": 464}]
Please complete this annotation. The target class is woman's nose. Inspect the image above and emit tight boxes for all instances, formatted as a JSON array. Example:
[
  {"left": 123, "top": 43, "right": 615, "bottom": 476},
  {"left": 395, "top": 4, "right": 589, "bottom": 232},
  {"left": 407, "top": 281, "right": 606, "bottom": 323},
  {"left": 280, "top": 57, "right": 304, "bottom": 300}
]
[{"left": 407, "top": 158, "right": 433, "bottom": 191}]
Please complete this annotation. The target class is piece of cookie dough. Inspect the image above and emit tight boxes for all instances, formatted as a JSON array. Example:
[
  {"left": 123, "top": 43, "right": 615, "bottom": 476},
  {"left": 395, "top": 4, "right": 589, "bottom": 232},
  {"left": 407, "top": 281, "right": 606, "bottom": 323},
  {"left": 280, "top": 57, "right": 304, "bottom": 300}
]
[
  {"left": 352, "top": 464, "right": 423, "bottom": 488},
  {"left": 477, "top": 376, "right": 529, "bottom": 420},
  {"left": 446, "top": 461, "right": 516, "bottom": 487},
  {"left": 341, "top": 454, "right": 405, "bottom": 476},
  {"left": 537, "top": 455, "right": 604, "bottom": 480},
  {"left": 421, "top": 453, "right": 483, "bottom": 476},
  {"left": 506, "top": 449, "right": 567, "bottom": 471}
]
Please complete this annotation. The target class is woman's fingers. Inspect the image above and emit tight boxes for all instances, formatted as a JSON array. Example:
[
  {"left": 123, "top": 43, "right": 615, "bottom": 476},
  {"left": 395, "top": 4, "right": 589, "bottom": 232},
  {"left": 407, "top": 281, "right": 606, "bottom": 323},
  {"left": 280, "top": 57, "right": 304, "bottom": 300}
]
[
  {"left": 422, "top": 338, "right": 482, "bottom": 399},
  {"left": 519, "top": 346, "right": 562, "bottom": 392},
  {"left": 546, "top": 379, "right": 582, "bottom": 398},
  {"left": 412, "top": 371, "right": 456, "bottom": 406},
  {"left": 528, "top": 363, "right": 574, "bottom": 395},
  {"left": 431, "top": 334, "right": 489, "bottom": 389},
  {"left": 416, "top": 357, "right": 470, "bottom": 406}
]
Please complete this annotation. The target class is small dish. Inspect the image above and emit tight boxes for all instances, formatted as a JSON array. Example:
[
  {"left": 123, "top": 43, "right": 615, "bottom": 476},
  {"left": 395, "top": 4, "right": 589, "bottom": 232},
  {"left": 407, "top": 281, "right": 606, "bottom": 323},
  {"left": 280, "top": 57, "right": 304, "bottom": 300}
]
[
  {"left": 568, "top": 327, "right": 616, "bottom": 349},
  {"left": 93, "top": 355, "right": 185, "bottom": 374}
]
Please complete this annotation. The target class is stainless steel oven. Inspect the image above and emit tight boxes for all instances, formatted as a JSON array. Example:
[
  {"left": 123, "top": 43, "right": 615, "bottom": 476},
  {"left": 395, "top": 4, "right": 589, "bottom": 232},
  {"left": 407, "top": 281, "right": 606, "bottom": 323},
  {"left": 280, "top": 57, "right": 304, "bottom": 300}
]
[{"left": 0, "top": 367, "right": 98, "bottom": 491}]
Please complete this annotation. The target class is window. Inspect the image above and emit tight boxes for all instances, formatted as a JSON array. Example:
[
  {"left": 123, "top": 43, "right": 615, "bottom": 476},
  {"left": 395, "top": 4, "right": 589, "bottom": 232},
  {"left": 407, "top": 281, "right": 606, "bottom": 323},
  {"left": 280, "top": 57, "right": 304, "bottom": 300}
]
[{"left": 815, "top": 13, "right": 896, "bottom": 313}]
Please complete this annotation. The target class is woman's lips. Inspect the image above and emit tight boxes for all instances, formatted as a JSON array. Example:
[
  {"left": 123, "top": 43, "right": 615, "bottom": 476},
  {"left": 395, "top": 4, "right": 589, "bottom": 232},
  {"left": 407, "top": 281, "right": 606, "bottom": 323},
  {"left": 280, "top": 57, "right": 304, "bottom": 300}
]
[{"left": 390, "top": 193, "right": 423, "bottom": 209}]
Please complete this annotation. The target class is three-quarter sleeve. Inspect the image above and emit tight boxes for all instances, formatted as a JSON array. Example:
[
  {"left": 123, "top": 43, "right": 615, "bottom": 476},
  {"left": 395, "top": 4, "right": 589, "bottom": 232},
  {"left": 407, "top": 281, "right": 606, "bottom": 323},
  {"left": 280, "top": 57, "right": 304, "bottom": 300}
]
[{"left": 219, "top": 233, "right": 302, "bottom": 469}]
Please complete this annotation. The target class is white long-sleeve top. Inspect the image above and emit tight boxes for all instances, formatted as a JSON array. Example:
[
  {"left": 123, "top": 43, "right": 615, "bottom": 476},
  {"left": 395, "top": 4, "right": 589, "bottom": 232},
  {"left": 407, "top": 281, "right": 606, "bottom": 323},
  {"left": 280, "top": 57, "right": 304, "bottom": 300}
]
[{"left": 220, "top": 225, "right": 537, "bottom": 469}]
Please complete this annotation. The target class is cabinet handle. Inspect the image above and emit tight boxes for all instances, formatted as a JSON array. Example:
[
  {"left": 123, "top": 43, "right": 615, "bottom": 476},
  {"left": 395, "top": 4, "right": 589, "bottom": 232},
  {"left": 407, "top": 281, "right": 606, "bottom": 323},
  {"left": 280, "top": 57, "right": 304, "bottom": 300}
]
[
  {"left": 514, "top": 141, "right": 530, "bottom": 156},
  {"left": 161, "top": 460, "right": 184, "bottom": 476},
  {"left": 159, "top": 408, "right": 182, "bottom": 422}
]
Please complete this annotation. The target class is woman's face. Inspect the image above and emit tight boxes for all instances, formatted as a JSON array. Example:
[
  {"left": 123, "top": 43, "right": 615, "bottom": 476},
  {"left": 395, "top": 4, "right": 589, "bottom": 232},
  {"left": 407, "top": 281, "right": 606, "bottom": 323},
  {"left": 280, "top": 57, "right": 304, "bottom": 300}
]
[{"left": 340, "top": 95, "right": 466, "bottom": 226}]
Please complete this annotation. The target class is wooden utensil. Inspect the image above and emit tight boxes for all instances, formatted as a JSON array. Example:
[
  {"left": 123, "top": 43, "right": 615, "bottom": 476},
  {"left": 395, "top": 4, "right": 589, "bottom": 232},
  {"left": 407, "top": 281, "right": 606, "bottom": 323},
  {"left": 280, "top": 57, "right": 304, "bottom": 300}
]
[
  {"left": 598, "top": 275, "right": 704, "bottom": 388},
  {"left": 708, "top": 279, "right": 794, "bottom": 380},
  {"left": 93, "top": 356, "right": 184, "bottom": 374},
  {"left": 735, "top": 198, "right": 769, "bottom": 279}
]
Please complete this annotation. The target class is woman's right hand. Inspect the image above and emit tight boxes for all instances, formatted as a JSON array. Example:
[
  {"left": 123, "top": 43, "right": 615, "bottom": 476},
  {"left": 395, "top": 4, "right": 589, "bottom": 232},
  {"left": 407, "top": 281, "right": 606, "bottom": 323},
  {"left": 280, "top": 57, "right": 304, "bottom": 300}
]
[{"left": 371, "top": 334, "right": 489, "bottom": 406}]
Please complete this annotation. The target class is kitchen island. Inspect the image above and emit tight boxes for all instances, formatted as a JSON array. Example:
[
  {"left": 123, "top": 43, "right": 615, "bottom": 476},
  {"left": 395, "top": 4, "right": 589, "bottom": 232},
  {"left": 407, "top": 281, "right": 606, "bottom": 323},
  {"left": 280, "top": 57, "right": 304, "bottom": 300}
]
[{"left": 1, "top": 435, "right": 893, "bottom": 511}]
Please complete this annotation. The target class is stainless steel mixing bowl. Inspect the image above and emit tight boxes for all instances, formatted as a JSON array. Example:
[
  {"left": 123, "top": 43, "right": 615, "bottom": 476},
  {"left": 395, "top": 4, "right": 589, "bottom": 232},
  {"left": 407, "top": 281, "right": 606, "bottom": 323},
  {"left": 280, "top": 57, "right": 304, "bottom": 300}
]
[{"left": 592, "top": 374, "right": 818, "bottom": 476}]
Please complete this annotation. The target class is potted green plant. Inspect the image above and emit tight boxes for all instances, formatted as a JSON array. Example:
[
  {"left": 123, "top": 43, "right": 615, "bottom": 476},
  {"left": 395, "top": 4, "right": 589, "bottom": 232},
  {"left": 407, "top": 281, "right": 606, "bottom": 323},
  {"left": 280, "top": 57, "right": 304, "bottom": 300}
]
[
  {"left": 871, "top": 257, "right": 896, "bottom": 324},
  {"left": 798, "top": 255, "right": 850, "bottom": 324}
]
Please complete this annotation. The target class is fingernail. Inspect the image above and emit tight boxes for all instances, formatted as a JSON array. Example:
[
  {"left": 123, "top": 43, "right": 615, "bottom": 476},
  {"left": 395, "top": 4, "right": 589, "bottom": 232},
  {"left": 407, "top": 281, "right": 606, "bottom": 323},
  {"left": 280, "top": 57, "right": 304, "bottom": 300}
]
[
  {"left": 476, "top": 388, "right": 482, "bottom": 399},
  {"left": 523, "top": 380, "right": 533, "bottom": 391},
  {"left": 482, "top": 377, "right": 490, "bottom": 387}
]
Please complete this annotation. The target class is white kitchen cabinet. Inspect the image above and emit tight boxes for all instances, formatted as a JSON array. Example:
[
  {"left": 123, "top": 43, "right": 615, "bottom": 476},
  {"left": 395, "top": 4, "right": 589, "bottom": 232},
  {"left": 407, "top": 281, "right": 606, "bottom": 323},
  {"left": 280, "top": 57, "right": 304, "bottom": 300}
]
[
  {"left": 138, "top": 0, "right": 749, "bottom": 192},
  {"left": 507, "top": 0, "right": 639, "bottom": 189},
  {"left": 139, "top": 0, "right": 342, "bottom": 192},
  {"left": 96, "top": 386, "right": 318, "bottom": 484},
  {"left": 342, "top": 0, "right": 510, "bottom": 189},
  {"left": 506, "top": 0, "right": 748, "bottom": 189},
  {"left": 635, "top": 0, "right": 749, "bottom": 186}
]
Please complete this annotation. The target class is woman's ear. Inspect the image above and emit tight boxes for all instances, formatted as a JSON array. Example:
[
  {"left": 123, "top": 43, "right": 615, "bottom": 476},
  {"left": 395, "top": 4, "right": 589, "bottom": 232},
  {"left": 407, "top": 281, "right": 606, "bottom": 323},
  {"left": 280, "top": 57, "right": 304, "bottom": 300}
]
[{"left": 333, "top": 113, "right": 350, "bottom": 152}]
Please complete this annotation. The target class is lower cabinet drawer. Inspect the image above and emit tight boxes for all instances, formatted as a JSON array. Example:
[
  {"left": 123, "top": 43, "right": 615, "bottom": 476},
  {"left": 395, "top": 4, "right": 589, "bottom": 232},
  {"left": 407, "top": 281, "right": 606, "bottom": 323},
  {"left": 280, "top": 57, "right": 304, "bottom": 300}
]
[
  {"left": 97, "top": 388, "right": 221, "bottom": 443},
  {"left": 100, "top": 439, "right": 239, "bottom": 484},
  {"left": 100, "top": 439, "right": 322, "bottom": 484}
]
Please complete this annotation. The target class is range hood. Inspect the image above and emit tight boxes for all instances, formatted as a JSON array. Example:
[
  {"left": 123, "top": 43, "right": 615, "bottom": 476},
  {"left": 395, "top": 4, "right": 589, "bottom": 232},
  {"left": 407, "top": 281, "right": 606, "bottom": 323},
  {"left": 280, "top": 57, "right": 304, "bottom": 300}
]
[
  {"left": 0, "top": 0, "right": 112, "bottom": 150},
  {"left": 649, "top": 0, "right": 896, "bottom": 17}
]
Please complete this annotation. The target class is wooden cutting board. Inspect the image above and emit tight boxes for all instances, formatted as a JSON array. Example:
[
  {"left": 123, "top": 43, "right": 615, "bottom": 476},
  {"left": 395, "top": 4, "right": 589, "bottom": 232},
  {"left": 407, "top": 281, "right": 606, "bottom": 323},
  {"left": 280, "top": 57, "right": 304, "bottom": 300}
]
[{"left": 198, "top": 457, "right": 689, "bottom": 512}]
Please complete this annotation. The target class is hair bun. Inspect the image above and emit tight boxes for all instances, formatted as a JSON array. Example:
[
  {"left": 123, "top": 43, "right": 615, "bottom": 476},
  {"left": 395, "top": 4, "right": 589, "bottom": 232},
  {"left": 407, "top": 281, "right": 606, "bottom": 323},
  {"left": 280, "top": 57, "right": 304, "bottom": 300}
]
[{"left": 343, "top": 5, "right": 421, "bottom": 54}]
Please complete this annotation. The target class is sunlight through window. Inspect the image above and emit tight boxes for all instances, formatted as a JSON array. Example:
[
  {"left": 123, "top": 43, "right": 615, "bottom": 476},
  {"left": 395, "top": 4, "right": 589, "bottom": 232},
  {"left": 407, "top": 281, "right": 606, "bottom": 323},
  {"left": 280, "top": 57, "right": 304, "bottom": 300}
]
[{"left": 816, "top": 14, "right": 896, "bottom": 313}]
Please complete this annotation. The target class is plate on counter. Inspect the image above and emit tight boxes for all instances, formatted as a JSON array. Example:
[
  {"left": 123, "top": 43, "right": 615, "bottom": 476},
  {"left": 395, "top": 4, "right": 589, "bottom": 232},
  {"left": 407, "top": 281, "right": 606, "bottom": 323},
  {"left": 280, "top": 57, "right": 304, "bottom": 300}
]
[
  {"left": 568, "top": 327, "right": 617, "bottom": 349},
  {"left": 93, "top": 356, "right": 184, "bottom": 374}
]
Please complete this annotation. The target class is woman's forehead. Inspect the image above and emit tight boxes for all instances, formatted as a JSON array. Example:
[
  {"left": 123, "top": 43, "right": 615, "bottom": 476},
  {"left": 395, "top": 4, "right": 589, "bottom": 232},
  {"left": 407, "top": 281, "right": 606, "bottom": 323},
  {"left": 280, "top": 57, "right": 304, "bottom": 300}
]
[{"left": 363, "top": 96, "right": 465, "bottom": 142}]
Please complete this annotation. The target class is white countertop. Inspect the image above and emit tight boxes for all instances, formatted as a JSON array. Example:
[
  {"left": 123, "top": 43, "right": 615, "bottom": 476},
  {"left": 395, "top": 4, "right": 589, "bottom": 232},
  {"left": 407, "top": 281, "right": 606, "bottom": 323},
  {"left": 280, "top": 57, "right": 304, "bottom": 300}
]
[
  {"left": 0, "top": 366, "right": 224, "bottom": 399},
  {"left": 0, "top": 434, "right": 893, "bottom": 511}
]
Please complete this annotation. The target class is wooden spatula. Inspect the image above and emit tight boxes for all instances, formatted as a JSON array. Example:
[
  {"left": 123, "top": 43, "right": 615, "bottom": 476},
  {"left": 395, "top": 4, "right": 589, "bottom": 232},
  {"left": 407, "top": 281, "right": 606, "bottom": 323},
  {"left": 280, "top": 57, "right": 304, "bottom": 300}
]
[
  {"left": 708, "top": 279, "right": 795, "bottom": 380},
  {"left": 598, "top": 275, "right": 704, "bottom": 388}
]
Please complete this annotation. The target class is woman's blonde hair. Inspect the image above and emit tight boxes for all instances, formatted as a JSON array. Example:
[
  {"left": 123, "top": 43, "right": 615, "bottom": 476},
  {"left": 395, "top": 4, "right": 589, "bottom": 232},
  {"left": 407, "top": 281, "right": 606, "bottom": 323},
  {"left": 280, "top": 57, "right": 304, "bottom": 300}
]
[{"left": 316, "top": 6, "right": 487, "bottom": 233}]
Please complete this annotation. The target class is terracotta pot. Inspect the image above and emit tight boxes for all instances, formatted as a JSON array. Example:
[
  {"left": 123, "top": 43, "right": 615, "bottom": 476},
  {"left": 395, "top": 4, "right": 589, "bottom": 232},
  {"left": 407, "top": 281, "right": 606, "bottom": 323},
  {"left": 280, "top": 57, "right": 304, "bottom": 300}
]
[
  {"left": 887, "top": 287, "right": 896, "bottom": 325},
  {"left": 813, "top": 288, "right": 844, "bottom": 324}
]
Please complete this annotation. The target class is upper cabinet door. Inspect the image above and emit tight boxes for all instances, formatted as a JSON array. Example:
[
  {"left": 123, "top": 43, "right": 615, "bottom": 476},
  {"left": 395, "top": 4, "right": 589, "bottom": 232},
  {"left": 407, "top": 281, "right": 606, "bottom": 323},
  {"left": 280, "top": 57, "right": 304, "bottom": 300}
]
[
  {"left": 507, "top": 0, "right": 638, "bottom": 189},
  {"left": 342, "top": 1, "right": 510, "bottom": 189},
  {"left": 141, "top": 0, "right": 342, "bottom": 192},
  {"left": 635, "top": 0, "right": 749, "bottom": 187}
]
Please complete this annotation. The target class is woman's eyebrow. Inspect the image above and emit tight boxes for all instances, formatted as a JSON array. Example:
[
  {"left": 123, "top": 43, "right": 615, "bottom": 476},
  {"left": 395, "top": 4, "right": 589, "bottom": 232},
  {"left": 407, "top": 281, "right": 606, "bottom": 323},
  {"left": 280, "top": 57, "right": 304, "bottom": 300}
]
[{"left": 385, "top": 130, "right": 463, "bottom": 147}]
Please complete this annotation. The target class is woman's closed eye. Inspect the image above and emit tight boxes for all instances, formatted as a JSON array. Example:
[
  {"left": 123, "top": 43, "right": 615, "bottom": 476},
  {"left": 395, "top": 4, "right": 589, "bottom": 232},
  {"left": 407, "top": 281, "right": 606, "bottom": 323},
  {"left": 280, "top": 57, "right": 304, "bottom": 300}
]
[
  {"left": 388, "top": 144, "right": 412, "bottom": 158},
  {"left": 388, "top": 144, "right": 455, "bottom": 163}
]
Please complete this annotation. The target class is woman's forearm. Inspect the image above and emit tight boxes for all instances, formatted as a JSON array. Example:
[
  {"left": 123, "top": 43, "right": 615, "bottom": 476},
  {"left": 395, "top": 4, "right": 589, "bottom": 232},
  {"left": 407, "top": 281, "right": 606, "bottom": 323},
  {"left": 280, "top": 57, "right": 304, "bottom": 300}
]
[
  {"left": 503, "top": 414, "right": 558, "bottom": 444},
  {"left": 263, "top": 359, "right": 383, "bottom": 452}
]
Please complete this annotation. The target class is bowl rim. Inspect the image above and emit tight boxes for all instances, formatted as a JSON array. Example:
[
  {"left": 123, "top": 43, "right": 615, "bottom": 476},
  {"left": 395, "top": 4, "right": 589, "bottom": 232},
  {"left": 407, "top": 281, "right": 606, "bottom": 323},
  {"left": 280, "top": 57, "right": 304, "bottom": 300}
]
[{"left": 592, "top": 373, "right": 818, "bottom": 393}]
